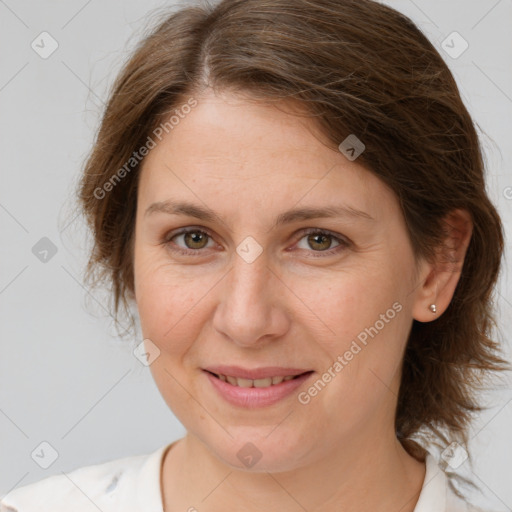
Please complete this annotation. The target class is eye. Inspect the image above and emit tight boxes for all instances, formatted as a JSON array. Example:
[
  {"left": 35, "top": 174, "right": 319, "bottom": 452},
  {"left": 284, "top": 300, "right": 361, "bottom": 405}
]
[
  {"left": 293, "top": 228, "right": 349, "bottom": 256},
  {"left": 163, "top": 226, "right": 350, "bottom": 258},
  {"left": 164, "top": 227, "right": 216, "bottom": 255}
]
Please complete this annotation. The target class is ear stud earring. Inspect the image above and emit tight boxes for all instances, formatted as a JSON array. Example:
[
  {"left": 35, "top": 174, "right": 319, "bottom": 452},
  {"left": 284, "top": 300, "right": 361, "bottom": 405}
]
[{"left": 429, "top": 281, "right": 438, "bottom": 314}]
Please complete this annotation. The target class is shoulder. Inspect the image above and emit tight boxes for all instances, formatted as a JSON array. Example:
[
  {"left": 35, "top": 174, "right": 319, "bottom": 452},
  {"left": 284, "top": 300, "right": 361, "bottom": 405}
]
[
  {"left": 446, "top": 489, "right": 501, "bottom": 512},
  {"left": 0, "top": 444, "right": 169, "bottom": 512},
  {"left": 447, "top": 492, "right": 500, "bottom": 512},
  {"left": 419, "top": 453, "right": 500, "bottom": 512},
  {"left": 444, "top": 468, "right": 500, "bottom": 512}
]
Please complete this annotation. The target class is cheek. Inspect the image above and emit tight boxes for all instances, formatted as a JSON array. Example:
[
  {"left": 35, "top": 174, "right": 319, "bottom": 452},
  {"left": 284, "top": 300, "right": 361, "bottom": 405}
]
[
  {"left": 300, "top": 259, "right": 414, "bottom": 406},
  {"left": 295, "top": 258, "right": 414, "bottom": 414},
  {"left": 134, "top": 260, "right": 208, "bottom": 354},
  {"left": 297, "top": 263, "right": 406, "bottom": 353}
]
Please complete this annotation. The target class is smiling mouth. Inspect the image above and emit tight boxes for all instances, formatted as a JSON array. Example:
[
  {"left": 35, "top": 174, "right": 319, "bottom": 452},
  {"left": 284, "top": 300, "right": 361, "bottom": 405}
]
[{"left": 205, "top": 371, "right": 313, "bottom": 388}]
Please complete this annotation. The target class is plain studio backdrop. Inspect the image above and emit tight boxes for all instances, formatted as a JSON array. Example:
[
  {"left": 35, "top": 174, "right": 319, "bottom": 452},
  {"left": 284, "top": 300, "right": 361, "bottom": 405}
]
[{"left": 0, "top": 0, "right": 511, "bottom": 509}]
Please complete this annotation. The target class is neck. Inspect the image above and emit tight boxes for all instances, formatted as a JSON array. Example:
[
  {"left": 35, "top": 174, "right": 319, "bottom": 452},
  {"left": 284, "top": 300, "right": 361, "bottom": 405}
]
[{"left": 161, "top": 431, "right": 426, "bottom": 512}]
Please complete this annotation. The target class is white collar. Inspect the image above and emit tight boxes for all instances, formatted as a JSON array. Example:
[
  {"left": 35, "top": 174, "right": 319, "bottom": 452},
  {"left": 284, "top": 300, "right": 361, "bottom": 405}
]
[
  {"left": 136, "top": 442, "right": 171, "bottom": 511},
  {"left": 412, "top": 452, "right": 447, "bottom": 511}
]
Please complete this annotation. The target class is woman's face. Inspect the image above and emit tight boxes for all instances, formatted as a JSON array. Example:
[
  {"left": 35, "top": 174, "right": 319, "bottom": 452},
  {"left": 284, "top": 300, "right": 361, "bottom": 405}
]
[{"left": 133, "top": 89, "right": 428, "bottom": 471}]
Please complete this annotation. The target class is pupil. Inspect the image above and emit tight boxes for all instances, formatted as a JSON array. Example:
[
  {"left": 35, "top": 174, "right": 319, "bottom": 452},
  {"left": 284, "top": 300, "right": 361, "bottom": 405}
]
[
  {"left": 310, "top": 234, "right": 330, "bottom": 250},
  {"left": 186, "top": 231, "right": 206, "bottom": 249}
]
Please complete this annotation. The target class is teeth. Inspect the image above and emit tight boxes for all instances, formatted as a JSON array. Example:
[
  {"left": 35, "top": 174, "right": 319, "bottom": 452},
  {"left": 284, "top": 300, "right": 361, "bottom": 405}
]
[
  {"left": 254, "top": 378, "right": 272, "bottom": 388},
  {"left": 236, "top": 378, "right": 253, "bottom": 388},
  {"left": 215, "top": 373, "right": 301, "bottom": 387}
]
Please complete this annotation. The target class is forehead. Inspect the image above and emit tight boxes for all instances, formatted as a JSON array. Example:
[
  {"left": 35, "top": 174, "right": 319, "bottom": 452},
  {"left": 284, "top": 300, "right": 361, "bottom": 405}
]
[
  {"left": 137, "top": 90, "right": 397, "bottom": 222},
  {"left": 150, "top": 91, "right": 332, "bottom": 166}
]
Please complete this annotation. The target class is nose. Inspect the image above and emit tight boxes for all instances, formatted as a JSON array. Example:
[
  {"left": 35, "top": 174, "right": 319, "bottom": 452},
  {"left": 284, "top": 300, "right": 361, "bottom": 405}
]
[{"left": 212, "top": 252, "right": 290, "bottom": 347}]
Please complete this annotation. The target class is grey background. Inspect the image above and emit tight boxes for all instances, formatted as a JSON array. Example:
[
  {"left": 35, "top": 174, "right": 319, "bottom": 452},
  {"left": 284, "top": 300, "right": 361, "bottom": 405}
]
[{"left": 1, "top": 0, "right": 511, "bottom": 509}]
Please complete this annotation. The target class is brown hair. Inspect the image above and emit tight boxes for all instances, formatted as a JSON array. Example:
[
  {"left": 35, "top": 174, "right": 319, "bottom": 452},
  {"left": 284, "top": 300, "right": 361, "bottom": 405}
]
[{"left": 77, "top": 0, "right": 509, "bottom": 496}]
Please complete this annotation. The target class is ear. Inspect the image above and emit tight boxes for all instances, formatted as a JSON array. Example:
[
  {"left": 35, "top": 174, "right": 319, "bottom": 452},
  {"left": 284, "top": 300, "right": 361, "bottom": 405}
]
[{"left": 412, "top": 209, "right": 473, "bottom": 322}]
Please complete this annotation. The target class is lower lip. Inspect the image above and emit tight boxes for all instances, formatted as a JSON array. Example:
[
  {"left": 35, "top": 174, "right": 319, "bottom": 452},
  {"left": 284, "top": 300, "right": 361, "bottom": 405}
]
[{"left": 204, "top": 371, "right": 313, "bottom": 408}]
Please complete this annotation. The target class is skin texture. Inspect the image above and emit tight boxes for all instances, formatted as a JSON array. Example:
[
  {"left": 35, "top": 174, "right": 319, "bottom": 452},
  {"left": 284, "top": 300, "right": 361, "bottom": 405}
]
[{"left": 133, "top": 89, "right": 472, "bottom": 512}]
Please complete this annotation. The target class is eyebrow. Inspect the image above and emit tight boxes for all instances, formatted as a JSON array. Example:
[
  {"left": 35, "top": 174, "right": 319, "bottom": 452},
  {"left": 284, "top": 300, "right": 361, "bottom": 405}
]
[{"left": 144, "top": 199, "right": 374, "bottom": 228}]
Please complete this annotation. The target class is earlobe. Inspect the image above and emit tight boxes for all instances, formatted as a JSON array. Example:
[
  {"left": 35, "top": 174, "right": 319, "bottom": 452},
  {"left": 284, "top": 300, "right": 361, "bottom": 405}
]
[
  {"left": 412, "top": 209, "right": 473, "bottom": 323},
  {"left": 412, "top": 265, "right": 440, "bottom": 323}
]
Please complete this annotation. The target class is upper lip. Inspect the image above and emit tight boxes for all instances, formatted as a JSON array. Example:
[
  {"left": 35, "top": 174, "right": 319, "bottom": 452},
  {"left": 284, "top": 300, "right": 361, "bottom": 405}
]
[{"left": 204, "top": 365, "right": 312, "bottom": 380}]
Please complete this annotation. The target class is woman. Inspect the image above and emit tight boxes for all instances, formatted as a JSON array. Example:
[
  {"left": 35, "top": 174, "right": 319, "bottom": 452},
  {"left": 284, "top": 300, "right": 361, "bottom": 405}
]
[{"left": 2, "top": 0, "right": 508, "bottom": 511}]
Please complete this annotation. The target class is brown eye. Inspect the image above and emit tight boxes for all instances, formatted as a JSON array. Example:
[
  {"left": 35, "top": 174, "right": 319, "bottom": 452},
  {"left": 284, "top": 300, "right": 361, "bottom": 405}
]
[
  {"left": 165, "top": 228, "right": 215, "bottom": 255},
  {"left": 183, "top": 231, "right": 209, "bottom": 249},
  {"left": 306, "top": 233, "right": 335, "bottom": 251},
  {"left": 294, "top": 228, "right": 349, "bottom": 257}
]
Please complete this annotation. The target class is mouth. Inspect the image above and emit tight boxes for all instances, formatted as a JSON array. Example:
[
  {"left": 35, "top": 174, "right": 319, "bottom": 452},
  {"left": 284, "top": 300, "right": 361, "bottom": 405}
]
[
  {"left": 202, "top": 367, "right": 314, "bottom": 408},
  {"left": 205, "top": 370, "right": 311, "bottom": 388}
]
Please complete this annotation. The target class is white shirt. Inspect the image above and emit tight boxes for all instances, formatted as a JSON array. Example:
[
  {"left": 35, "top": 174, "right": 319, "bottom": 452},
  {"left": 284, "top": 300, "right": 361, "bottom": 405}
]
[{"left": 0, "top": 443, "right": 490, "bottom": 511}]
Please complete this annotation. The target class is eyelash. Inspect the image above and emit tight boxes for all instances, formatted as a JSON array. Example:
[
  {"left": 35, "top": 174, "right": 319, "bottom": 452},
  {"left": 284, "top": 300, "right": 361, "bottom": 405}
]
[{"left": 162, "top": 227, "right": 350, "bottom": 258}]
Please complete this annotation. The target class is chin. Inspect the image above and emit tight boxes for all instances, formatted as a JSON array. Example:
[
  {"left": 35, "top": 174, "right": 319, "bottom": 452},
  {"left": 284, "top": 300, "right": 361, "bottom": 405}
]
[{"left": 201, "top": 426, "right": 315, "bottom": 473}]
